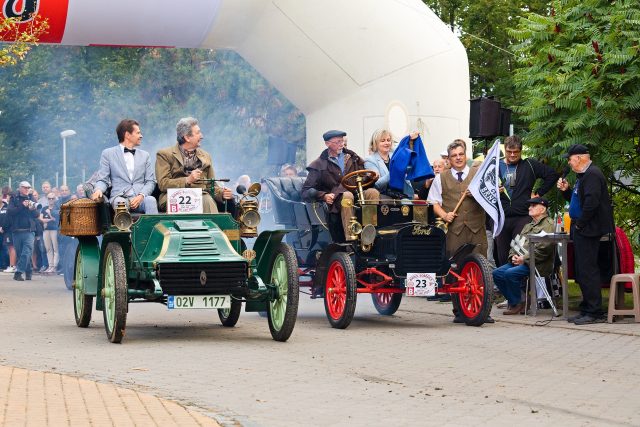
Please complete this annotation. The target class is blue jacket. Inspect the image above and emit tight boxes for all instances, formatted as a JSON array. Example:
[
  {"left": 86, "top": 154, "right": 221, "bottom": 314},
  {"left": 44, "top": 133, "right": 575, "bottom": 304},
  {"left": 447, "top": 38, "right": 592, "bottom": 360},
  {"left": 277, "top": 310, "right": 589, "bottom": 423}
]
[
  {"left": 389, "top": 135, "right": 434, "bottom": 191},
  {"left": 364, "top": 151, "right": 414, "bottom": 198}
]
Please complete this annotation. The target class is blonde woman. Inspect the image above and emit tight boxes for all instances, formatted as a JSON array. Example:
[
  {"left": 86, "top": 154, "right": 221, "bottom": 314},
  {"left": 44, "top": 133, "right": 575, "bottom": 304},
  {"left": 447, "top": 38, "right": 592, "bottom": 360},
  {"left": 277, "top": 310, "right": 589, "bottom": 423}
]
[
  {"left": 364, "top": 129, "right": 414, "bottom": 198},
  {"left": 40, "top": 193, "right": 59, "bottom": 273}
]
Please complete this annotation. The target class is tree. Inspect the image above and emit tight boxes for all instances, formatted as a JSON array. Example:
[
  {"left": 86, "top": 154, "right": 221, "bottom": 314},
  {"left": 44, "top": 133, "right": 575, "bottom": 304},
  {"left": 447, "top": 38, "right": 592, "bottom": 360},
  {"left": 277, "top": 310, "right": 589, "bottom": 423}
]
[
  {"left": 511, "top": 0, "right": 640, "bottom": 248},
  {"left": 0, "top": 15, "right": 48, "bottom": 66}
]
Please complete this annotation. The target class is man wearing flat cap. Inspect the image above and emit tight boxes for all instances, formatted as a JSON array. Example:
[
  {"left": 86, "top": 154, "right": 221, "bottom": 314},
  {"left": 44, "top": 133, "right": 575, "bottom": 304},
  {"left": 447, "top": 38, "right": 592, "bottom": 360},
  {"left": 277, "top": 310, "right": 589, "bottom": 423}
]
[
  {"left": 302, "top": 130, "right": 379, "bottom": 241},
  {"left": 557, "top": 144, "right": 614, "bottom": 325},
  {"left": 7, "top": 181, "right": 40, "bottom": 281},
  {"left": 492, "top": 197, "right": 555, "bottom": 315}
]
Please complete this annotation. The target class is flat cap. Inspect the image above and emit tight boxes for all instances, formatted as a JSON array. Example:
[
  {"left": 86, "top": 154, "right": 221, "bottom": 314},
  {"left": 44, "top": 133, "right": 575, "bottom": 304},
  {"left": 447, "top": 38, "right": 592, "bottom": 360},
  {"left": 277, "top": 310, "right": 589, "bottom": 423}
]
[
  {"left": 323, "top": 130, "right": 347, "bottom": 141},
  {"left": 562, "top": 144, "right": 589, "bottom": 158},
  {"left": 19, "top": 181, "right": 31, "bottom": 188},
  {"left": 525, "top": 196, "right": 549, "bottom": 208}
]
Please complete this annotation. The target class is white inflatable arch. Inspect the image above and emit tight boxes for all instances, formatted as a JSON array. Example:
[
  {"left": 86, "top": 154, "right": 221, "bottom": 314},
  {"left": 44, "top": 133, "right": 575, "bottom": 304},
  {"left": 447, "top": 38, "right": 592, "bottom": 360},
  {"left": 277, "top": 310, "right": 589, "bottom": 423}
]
[{"left": 4, "top": 0, "right": 470, "bottom": 160}]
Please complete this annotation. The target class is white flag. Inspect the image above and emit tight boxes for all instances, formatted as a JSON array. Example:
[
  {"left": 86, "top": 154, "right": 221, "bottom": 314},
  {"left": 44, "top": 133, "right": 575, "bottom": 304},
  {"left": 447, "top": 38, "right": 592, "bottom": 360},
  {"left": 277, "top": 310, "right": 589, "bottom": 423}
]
[{"left": 467, "top": 140, "right": 504, "bottom": 236}]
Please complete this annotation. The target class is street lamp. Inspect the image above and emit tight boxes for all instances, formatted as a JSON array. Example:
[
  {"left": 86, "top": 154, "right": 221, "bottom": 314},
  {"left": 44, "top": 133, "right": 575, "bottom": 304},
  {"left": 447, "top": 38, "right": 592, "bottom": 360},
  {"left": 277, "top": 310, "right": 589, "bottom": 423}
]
[{"left": 60, "top": 129, "right": 76, "bottom": 186}]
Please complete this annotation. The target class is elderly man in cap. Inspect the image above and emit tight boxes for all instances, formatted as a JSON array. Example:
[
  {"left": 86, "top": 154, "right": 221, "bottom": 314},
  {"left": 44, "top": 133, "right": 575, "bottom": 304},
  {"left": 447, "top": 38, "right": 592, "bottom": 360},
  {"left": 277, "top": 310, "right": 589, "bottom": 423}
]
[
  {"left": 7, "top": 181, "right": 41, "bottom": 281},
  {"left": 302, "top": 130, "right": 379, "bottom": 241},
  {"left": 557, "top": 144, "right": 613, "bottom": 325},
  {"left": 492, "top": 197, "right": 555, "bottom": 315}
]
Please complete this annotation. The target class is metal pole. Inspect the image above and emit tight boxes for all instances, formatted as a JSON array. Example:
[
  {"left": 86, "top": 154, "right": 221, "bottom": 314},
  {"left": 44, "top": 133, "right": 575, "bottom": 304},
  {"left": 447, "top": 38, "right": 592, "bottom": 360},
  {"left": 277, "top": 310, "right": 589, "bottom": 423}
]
[
  {"left": 62, "top": 136, "right": 67, "bottom": 186},
  {"left": 82, "top": 167, "right": 86, "bottom": 183},
  {"left": 55, "top": 172, "right": 59, "bottom": 188},
  {"left": 8, "top": 177, "right": 11, "bottom": 189}
]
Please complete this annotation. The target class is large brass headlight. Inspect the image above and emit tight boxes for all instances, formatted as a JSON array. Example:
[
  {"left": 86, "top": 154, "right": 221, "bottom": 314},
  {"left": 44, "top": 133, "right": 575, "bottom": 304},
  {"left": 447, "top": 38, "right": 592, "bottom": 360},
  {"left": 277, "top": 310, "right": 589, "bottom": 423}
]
[{"left": 241, "top": 209, "right": 261, "bottom": 228}]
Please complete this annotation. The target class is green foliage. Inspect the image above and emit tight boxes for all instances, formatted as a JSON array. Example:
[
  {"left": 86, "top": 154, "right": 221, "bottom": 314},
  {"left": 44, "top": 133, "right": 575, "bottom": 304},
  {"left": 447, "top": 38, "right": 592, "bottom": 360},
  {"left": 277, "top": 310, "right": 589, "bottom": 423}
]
[
  {"left": 0, "top": 47, "right": 305, "bottom": 188},
  {"left": 0, "top": 16, "right": 47, "bottom": 67},
  {"left": 511, "top": 0, "right": 640, "bottom": 250}
]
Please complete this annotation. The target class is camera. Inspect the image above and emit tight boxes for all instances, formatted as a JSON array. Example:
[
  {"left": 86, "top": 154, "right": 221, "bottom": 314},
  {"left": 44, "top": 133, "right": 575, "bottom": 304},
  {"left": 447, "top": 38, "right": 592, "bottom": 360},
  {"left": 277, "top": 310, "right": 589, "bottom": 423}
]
[{"left": 27, "top": 201, "right": 42, "bottom": 210}]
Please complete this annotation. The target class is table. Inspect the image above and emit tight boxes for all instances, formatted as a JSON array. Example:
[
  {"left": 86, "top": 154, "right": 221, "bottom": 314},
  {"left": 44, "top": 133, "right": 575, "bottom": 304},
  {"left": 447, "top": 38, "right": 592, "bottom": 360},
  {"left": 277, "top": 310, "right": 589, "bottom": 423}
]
[
  {"left": 527, "top": 233, "right": 570, "bottom": 318},
  {"left": 527, "top": 232, "right": 617, "bottom": 318}
]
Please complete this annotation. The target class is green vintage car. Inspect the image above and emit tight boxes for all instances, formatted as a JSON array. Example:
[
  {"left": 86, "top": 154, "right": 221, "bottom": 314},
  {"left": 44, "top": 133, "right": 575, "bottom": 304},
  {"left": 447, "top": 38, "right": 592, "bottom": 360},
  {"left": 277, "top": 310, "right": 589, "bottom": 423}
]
[{"left": 62, "top": 183, "right": 298, "bottom": 343}]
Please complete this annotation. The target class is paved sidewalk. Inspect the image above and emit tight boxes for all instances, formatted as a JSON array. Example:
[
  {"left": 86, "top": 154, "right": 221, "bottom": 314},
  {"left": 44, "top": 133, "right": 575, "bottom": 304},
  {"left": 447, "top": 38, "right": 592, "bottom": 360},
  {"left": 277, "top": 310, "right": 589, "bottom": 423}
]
[{"left": 0, "top": 365, "right": 221, "bottom": 426}]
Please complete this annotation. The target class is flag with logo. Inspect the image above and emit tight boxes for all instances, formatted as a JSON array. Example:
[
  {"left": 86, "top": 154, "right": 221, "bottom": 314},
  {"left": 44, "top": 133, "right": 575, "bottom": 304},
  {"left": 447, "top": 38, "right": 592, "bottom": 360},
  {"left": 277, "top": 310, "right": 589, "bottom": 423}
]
[{"left": 467, "top": 140, "right": 504, "bottom": 236}]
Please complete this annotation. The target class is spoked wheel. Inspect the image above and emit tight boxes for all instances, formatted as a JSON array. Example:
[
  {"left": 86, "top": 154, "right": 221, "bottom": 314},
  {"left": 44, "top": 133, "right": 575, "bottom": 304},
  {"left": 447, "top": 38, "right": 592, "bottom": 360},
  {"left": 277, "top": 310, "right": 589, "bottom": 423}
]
[
  {"left": 102, "top": 242, "right": 128, "bottom": 343},
  {"left": 371, "top": 292, "right": 403, "bottom": 316},
  {"left": 73, "top": 245, "right": 93, "bottom": 327},
  {"left": 451, "top": 253, "right": 494, "bottom": 326},
  {"left": 218, "top": 299, "right": 242, "bottom": 327},
  {"left": 267, "top": 243, "right": 299, "bottom": 342},
  {"left": 323, "top": 252, "right": 357, "bottom": 329}
]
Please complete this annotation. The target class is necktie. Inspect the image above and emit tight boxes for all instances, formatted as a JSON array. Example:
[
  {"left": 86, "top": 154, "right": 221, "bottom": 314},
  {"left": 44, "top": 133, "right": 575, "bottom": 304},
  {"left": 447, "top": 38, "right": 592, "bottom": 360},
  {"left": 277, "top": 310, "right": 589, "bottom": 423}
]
[
  {"left": 456, "top": 172, "right": 463, "bottom": 182},
  {"left": 124, "top": 147, "right": 136, "bottom": 155}
]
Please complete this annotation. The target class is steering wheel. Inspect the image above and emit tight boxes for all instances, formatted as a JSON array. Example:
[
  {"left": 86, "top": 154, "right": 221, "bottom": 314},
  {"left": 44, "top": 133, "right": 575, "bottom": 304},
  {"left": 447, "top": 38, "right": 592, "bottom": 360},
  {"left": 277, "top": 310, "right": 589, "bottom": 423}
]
[{"left": 340, "top": 169, "right": 379, "bottom": 191}]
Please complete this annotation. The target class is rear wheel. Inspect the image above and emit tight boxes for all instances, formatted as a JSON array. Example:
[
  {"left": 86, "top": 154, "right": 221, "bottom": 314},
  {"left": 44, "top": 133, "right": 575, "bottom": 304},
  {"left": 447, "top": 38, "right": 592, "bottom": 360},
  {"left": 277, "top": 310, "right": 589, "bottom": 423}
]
[
  {"left": 73, "top": 245, "right": 93, "bottom": 327},
  {"left": 102, "top": 242, "right": 128, "bottom": 343},
  {"left": 451, "top": 253, "right": 493, "bottom": 326},
  {"left": 323, "top": 252, "right": 357, "bottom": 329},
  {"left": 371, "top": 292, "right": 403, "bottom": 316},
  {"left": 218, "top": 299, "right": 242, "bottom": 327},
  {"left": 267, "top": 243, "right": 299, "bottom": 342}
]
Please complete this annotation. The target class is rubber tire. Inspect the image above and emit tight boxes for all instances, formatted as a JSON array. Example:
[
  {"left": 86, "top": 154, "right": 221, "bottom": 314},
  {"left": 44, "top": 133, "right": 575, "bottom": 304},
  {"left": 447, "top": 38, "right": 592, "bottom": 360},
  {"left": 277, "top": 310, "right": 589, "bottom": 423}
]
[
  {"left": 73, "top": 244, "right": 93, "bottom": 328},
  {"left": 267, "top": 243, "right": 299, "bottom": 342},
  {"left": 102, "top": 242, "right": 128, "bottom": 343},
  {"left": 323, "top": 252, "right": 357, "bottom": 329},
  {"left": 371, "top": 292, "right": 403, "bottom": 316},
  {"left": 218, "top": 299, "right": 242, "bottom": 327},
  {"left": 451, "top": 253, "right": 494, "bottom": 326}
]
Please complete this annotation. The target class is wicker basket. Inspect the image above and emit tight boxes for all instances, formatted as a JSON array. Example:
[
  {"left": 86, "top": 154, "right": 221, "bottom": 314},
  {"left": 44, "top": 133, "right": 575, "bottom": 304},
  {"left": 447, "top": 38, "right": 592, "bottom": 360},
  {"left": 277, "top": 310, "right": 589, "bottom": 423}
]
[{"left": 60, "top": 198, "right": 100, "bottom": 236}]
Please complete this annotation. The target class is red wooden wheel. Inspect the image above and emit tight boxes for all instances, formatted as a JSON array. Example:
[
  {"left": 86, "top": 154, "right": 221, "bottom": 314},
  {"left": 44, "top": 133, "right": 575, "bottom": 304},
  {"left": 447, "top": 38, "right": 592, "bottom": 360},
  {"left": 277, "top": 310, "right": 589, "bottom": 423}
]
[{"left": 323, "top": 252, "right": 357, "bottom": 329}]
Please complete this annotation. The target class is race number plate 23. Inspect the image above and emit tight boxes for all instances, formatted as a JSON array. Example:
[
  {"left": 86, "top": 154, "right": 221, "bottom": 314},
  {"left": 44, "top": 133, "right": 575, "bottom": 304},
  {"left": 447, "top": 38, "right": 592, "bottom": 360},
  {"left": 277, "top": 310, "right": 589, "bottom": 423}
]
[
  {"left": 405, "top": 273, "right": 437, "bottom": 297},
  {"left": 168, "top": 295, "right": 231, "bottom": 309}
]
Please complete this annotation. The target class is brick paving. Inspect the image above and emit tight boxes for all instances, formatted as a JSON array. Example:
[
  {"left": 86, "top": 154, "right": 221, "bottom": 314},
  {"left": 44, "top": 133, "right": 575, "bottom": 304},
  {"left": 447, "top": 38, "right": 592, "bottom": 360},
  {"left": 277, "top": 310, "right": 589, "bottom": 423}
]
[{"left": 0, "top": 365, "right": 220, "bottom": 426}]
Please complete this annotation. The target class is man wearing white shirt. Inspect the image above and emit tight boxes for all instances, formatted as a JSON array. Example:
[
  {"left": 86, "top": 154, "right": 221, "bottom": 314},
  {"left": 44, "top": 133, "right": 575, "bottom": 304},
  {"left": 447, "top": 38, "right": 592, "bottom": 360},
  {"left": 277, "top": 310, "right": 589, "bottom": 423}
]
[
  {"left": 427, "top": 139, "right": 487, "bottom": 258},
  {"left": 91, "top": 119, "right": 158, "bottom": 213}
]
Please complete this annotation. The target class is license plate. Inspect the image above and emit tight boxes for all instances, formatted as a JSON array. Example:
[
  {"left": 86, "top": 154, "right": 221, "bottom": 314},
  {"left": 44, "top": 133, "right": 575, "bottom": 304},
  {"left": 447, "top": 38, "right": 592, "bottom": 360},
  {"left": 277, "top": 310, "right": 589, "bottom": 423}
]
[
  {"left": 405, "top": 273, "right": 436, "bottom": 297},
  {"left": 167, "top": 295, "right": 231, "bottom": 309}
]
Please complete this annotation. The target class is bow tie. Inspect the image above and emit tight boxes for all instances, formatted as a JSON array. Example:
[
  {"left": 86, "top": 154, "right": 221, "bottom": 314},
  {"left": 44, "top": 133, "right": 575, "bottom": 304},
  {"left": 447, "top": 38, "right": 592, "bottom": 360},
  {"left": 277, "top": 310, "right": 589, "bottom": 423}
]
[{"left": 124, "top": 147, "right": 136, "bottom": 155}]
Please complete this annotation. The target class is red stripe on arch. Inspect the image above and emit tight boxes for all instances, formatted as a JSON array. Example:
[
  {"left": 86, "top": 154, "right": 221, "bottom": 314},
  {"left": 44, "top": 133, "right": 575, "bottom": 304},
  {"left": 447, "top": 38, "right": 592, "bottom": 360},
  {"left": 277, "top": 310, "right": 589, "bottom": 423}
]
[{"left": 0, "top": 0, "right": 69, "bottom": 43}]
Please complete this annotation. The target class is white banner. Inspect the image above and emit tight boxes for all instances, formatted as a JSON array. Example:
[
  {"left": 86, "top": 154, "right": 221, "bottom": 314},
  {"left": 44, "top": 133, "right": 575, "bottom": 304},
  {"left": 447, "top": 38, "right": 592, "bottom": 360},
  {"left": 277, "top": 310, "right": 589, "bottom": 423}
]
[{"left": 467, "top": 140, "right": 504, "bottom": 236}]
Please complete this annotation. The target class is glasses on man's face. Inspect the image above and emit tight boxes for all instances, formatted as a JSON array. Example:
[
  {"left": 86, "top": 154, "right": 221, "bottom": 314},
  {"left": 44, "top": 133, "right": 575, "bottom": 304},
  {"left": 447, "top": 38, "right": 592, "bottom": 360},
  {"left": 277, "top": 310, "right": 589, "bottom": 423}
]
[
  {"left": 506, "top": 150, "right": 521, "bottom": 155},
  {"left": 48, "top": 198, "right": 55, "bottom": 200}
]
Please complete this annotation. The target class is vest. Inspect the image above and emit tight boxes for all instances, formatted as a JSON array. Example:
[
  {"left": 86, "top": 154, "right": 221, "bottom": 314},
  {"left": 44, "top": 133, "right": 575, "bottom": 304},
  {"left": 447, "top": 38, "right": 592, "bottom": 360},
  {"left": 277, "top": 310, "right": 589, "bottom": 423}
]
[{"left": 441, "top": 166, "right": 486, "bottom": 235}]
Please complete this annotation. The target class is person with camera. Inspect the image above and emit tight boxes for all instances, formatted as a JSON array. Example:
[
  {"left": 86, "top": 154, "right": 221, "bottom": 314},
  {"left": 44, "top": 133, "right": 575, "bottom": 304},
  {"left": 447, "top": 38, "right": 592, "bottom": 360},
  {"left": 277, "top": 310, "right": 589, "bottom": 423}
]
[
  {"left": 7, "top": 181, "right": 41, "bottom": 281},
  {"left": 494, "top": 135, "right": 559, "bottom": 266}
]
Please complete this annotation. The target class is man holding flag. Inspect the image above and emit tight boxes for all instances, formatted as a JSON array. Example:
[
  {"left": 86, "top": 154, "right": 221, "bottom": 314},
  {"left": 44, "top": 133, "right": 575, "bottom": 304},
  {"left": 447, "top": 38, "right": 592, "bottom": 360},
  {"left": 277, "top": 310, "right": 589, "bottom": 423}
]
[{"left": 427, "top": 139, "right": 492, "bottom": 258}]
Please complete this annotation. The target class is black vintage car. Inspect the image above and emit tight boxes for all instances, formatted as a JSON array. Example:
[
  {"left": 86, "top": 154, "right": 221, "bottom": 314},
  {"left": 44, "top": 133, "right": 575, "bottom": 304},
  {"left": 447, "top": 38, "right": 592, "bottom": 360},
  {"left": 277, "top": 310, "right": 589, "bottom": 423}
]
[{"left": 264, "top": 170, "right": 494, "bottom": 329}]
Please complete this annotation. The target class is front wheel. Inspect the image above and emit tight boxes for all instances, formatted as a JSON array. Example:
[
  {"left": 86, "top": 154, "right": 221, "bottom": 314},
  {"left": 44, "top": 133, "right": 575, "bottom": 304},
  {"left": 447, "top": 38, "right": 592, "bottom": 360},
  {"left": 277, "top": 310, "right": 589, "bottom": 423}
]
[
  {"left": 323, "top": 252, "right": 357, "bottom": 329},
  {"left": 102, "top": 242, "right": 128, "bottom": 343},
  {"left": 451, "top": 253, "right": 493, "bottom": 326},
  {"left": 371, "top": 292, "right": 403, "bottom": 316},
  {"left": 73, "top": 245, "right": 93, "bottom": 327},
  {"left": 218, "top": 299, "right": 242, "bottom": 327},
  {"left": 267, "top": 243, "right": 299, "bottom": 342}
]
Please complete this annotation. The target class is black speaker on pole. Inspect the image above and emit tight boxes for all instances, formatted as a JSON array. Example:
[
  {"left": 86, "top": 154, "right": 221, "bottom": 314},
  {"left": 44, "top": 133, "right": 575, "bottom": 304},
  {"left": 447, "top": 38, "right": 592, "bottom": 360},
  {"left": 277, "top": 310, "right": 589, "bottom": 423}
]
[
  {"left": 469, "top": 97, "right": 501, "bottom": 138},
  {"left": 499, "top": 107, "right": 512, "bottom": 136}
]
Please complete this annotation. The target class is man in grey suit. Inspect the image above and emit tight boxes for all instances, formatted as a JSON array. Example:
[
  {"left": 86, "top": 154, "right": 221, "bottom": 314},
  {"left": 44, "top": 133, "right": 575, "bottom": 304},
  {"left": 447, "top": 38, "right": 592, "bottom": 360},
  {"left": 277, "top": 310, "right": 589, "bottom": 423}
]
[{"left": 91, "top": 119, "right": 158, "bottom": 214}]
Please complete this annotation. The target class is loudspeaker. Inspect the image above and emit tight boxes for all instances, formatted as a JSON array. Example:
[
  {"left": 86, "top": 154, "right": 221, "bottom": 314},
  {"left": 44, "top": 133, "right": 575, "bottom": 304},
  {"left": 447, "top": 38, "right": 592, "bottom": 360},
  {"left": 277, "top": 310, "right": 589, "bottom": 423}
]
[
  {"left": 499, "top": 108, "right": 512, "bottom": 136},
  {"left": 469, "top": 97, "right": 501, "bottom": 138}
]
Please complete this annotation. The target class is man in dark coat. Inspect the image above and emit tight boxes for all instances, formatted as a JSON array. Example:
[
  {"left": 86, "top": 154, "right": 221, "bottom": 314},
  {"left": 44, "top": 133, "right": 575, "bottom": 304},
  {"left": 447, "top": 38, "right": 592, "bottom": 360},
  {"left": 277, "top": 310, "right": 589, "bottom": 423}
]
[
  {"left": 558, "top": 144, "right": 614, "bottom": 325},
  {"left": 302, "top": 130, "right": 379, "bottom": 241},
  {"left": 7, "top": 182, "right": 40, "bottom": 281},
  {"left": 495, "top": 135, "right": 559, "bottom": 265}
]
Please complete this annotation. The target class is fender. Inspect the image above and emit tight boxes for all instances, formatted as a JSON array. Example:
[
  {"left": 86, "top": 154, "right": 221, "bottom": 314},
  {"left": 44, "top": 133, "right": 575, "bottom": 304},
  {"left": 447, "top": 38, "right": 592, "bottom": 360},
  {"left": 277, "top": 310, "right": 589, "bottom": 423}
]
[
  {"left": 312, "top": 243, "right": 352, "bottom": 291},
  {"left": 76, "top": 236, "right": 100, "bottom": 296},
  {"left": 245, "top": 229, "right": 291, "bottom": 312}
]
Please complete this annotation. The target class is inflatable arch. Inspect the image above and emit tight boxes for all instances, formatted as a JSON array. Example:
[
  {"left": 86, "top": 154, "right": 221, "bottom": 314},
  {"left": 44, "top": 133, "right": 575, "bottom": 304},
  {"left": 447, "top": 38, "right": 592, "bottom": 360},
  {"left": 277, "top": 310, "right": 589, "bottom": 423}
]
[{"left": 2, "top": 0, "right": 470, "bottom": 160}]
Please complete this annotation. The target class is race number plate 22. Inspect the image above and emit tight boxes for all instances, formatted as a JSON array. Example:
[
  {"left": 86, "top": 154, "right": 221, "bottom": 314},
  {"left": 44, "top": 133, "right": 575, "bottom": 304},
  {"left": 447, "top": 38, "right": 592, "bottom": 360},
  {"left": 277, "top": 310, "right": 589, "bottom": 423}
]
[
  {"left": 405, "top": 273, "right": 436, "bottom": 297},
  {"left": 168, "top": 295, "right": 231, "bottom": 309}
]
